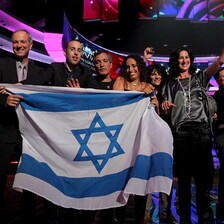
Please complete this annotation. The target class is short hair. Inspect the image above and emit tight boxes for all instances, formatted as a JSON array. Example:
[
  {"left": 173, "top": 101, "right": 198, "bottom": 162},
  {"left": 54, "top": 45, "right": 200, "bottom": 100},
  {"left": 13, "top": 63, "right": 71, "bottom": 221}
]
[
  {"left": 93, "top": 50, "right": 112, "bottom": 64},
  {"left": 168, "top": 46, "right": 196, "bottom": 78},
  {"left": 11, "top": 29, "right": 33, "bottom": 43},
  {"left": 119, "top": 54, "right": 147, "bottom": 82},
  {"left": 63, "top": 40, "right": 82, "bottom": 51},
  {"left": 214, "top": 67, "right": 224, "bottom": 80}
]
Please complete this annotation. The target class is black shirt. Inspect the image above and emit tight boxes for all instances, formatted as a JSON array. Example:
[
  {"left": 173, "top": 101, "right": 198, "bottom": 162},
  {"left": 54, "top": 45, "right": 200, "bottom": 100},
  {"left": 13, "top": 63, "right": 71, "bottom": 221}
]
[
  {"left": 86, "top": 75, "right": 114, "bottom": 90},
  {"left": 23, "top": 62, "right": 93, "bottom": 88}
]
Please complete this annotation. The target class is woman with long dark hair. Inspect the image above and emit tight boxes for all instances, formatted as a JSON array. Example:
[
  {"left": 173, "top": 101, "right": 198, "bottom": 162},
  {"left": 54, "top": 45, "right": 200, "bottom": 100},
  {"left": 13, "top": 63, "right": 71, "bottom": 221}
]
[
  {"left": 113, "top": 54, "right": 155, "bottom": 224},
  {"left": 160, "top": 47, "right": 224, "bottom": 224},
  {"left": 113, "top": 54, "right": 154, "bottom": 94}
]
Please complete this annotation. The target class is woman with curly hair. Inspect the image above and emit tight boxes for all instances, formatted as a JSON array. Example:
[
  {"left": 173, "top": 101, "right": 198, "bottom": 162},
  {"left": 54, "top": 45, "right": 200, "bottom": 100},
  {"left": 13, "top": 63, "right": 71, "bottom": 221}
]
[
  {"left": 113, "top": 54, "right": 155, "bottom": 224},
  {"left": 113, "top": 54, "right": 154, "bottom": 94}
]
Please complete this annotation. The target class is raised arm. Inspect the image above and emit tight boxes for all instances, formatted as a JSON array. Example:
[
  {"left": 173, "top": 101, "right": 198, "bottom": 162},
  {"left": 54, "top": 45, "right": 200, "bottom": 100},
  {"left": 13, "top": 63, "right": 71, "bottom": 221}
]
[
  {"left": 143, "top": 47, "right": 155, "bottom": 62},
  {"left": 207, "top": 48, "right": 224, "bottom": 77}
]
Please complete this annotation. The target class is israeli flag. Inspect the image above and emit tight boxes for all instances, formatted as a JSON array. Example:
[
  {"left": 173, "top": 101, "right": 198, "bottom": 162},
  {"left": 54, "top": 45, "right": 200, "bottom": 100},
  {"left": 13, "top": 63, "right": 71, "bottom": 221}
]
[{"left": 4, "top": 84, "right": 173, "bottom": 210}]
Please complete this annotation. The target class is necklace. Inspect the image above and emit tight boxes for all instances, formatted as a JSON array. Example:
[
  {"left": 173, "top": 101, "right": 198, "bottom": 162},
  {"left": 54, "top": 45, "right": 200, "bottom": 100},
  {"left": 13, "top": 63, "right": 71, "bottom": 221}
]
[
  {"left": 131, "top": 82, "right": 140, "bottom": 86},
  {"left": 177, "top": 76, "right": 191, "bottom": 118}
]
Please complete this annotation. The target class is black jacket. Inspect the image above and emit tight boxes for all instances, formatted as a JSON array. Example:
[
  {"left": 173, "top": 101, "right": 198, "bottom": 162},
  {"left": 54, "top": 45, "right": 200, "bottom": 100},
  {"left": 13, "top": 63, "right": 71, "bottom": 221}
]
[
  {"left": 0, "top": 57, "right": 43, "bottom": 143},
  {"left": 23, "top": 62, "right": 93, "bottom": 88}
]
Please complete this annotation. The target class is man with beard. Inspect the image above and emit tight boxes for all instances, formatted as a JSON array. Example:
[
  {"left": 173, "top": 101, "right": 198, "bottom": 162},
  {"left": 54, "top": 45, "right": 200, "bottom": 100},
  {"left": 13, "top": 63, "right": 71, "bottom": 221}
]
[{"left": 23, "top": 40, "right": 92, "bottom": 87}]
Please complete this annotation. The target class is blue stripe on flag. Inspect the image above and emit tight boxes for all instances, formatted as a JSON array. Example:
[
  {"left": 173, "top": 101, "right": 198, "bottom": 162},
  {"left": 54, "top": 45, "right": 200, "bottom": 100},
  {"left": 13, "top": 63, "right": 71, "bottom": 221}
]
[
  {"left": 18, "top": 92, "right": 148, "bottom": 112},
  {"left": 17, "top": 153, "right": 173, "bottom": 198}
]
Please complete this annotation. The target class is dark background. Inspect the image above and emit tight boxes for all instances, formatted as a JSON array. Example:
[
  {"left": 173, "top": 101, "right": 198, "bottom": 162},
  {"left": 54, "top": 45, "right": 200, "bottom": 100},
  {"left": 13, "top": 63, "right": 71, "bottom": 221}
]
[{"left": 1, "top": 0, "right": 224, "bottom": 57}]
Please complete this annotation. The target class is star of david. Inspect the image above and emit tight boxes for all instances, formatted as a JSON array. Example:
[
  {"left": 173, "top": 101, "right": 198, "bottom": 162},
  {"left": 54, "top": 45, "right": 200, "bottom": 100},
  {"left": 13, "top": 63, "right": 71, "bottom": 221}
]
[{"left": 71, "top": 113, "right": 124, "bottom": 173}]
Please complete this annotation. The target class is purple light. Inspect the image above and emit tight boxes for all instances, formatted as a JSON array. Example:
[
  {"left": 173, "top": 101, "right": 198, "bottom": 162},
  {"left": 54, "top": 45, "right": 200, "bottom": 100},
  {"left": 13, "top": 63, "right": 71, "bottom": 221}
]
[
  {"left": 177, "top": 0, "right": 193, "bottom": 18},
  {"left": 0, "top": 8, "right": 65, "bottom": 63},
  {"left": 0, "top": 8, "right": 221, "bottom": 65},
  {"left": 0, "top": 9, "right": 44, "bottom": 43},
  {"left": 153, "top": 56, "right": 218, "bottom": 63},
  {"left": 44, "top": 33, "right": 65, "bottom": 62}
]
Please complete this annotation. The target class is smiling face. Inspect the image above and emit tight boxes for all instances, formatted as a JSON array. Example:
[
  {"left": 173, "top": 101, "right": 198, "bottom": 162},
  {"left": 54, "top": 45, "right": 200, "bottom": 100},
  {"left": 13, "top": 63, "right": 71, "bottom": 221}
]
[
  {"left": 65, "top": 40, "right": 82, "bottom": 67},
  {"left": 125, "top": 58, "right": 140, "bottom": 81},
  {"left": 178, "top": 50, "right": 191, "bottom": 73},
  {"left": 150, "top": 69, "right": 162, "bottom": 87},
  {"left": 94, "top": 52, "right": 112, "bottom": 76},
  {"left": 12, "top": 30, "right": 33, "bottom": 61}
]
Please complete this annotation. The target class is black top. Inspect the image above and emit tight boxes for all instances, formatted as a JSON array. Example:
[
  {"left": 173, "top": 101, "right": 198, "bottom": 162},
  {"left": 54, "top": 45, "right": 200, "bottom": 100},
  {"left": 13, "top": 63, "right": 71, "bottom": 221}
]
[
  {"left": 0, "top": 57, "right": 43, "bottom": 143},
  {"left": 86, "top": 75, "right": 114, "bottom": 90},
  {"left": 23, "top": 62, "right": 93, "bottom": 88}
]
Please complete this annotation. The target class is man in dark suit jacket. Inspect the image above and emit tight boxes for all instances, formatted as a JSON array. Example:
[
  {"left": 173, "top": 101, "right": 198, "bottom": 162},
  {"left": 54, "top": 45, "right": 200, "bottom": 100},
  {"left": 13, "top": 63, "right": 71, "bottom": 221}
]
[
  {"left": 23, "top": 39, "right": 93, "bottom": 87},
  {"left": 21, "top": 39, "right": 93, "bottom": 223},
  {"left": 0, "top": 29, "right": 43, "bottom": 202},
  {"left": 0, "top": 29, "right": 44, "bottom": 223}
]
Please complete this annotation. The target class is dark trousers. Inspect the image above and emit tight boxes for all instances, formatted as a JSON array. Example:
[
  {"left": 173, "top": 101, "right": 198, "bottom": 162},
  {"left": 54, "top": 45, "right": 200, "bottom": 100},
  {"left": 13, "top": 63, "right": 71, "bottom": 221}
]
[
  {"left": 98, "top": 195, "right": 147, "bottom": 224},
  {"left": 64, "top": 208, "right": 95, "bottom": 224},
  {"left": 20, "top": 190, "right": 36, "bottom": 223},
  {"left": 215, "top": 129, "right": 224, "bottom": 221},
  {"left": 173, "top": 126, "right": 214, "bottom": 223},
  {"left": 134, "top": 195, "right": 148, "bottom": 224},
  {"left": 20, "top": 190, "right": 59, "bottom": 224},
  {"left": 99, "top": 206, "right": 126, "bottom": 224},
  {"left": 0, "top": 142, "right": 16, "bottom": 202}
]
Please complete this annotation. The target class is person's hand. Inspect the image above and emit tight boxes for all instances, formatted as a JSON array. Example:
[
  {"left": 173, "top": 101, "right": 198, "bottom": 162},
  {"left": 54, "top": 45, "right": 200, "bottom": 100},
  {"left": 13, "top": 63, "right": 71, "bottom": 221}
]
[
  {"left": 151, "top": 97, "right": 159, "bottom": 108},
  {"left": 151, "top": 96, "right": 160, "bottom": 114},
  {"left": 161, "top": 100, "right": 176, "bottom": 111},
  {"left": 0, "top": 86, "right": 6, "bottom": 94},
  {"left": 66, "top": 78, "right": 80, "bottom": 88},
  {"left": 143, "top": 47, "right": 155, "bottom": 62},
  {"left": 6, "top": 94, "right": 23, "bottom": 107},
  {"left": 142, "top": 83, "right": 155, "bottom": 94},
  {"left": 212, "top": 113, "right": 217, "bottom": 120}
]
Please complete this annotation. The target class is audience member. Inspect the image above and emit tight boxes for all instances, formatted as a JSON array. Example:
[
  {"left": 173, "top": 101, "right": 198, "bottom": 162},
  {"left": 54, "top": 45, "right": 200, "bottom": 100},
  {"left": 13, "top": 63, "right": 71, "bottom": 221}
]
[
  {"left": 160, "top": 47, "right": 224, "bottom": 224},
  {"left": 214, "top": 67, "right": 224, "bottom": 223}
]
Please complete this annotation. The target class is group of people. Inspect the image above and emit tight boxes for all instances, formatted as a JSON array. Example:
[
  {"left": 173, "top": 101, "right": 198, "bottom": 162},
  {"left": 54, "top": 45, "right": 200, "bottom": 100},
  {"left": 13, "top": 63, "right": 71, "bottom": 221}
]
[{"left": 0, "top": 28, "right": 224, "bottom": 224}]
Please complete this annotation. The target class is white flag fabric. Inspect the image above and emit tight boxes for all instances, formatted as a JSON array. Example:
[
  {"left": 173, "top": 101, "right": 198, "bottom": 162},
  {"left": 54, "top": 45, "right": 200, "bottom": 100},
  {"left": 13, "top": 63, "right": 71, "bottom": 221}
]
[{"left": 3, "top": 84, "right": 173, "bottom": 210}]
